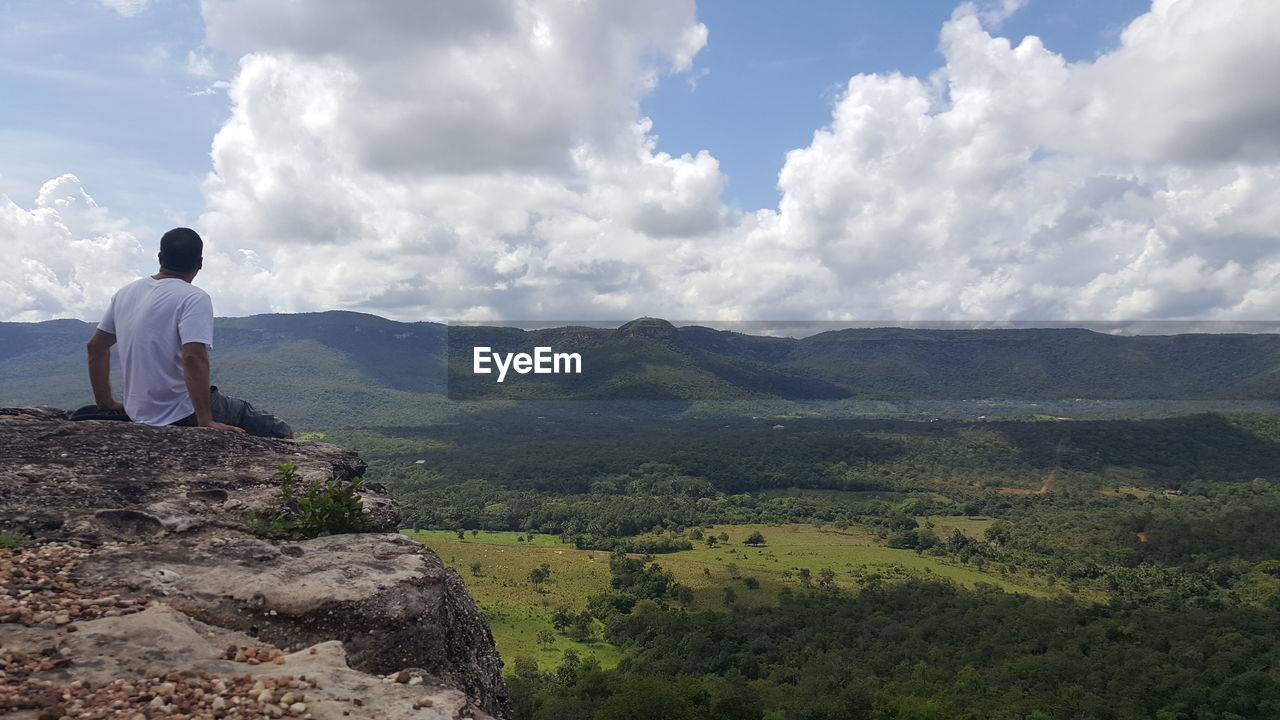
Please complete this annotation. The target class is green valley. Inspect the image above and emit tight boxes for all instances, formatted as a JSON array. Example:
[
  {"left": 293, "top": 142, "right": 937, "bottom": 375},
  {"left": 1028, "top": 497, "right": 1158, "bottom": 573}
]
[{"left": 6, "top": 313, "right": 1280, "bottom": 718}]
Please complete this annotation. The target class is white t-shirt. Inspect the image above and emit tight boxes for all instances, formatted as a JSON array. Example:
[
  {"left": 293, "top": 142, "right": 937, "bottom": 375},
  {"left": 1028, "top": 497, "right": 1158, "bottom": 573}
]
[{"left": 97, "top": 277, "right": 214, "bottom": 426}]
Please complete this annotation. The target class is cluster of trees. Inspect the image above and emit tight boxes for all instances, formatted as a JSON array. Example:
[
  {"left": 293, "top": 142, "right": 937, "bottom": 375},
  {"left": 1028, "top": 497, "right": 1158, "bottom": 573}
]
[
  {"left": 512, "top": 578, "right": 1280, "bottom": 719},
  {"left": 393, "top": 477, "right": 951, "bottom": 544},
  {"left": 344, "top": 412, "right": 1280, "bottom": 494},
  {"left": 567, "top": 533, "right": 694, "bottom": 554},
  {"left": 953, "top": 480, "right": 1280, "bottom": 609},
  {"left": 342, "top": 414, "right": 1280, "bottom": 549}
]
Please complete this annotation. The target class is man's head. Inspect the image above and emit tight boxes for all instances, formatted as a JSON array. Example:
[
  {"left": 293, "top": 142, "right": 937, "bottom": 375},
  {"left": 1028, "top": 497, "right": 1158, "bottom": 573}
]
[{"left": 158, "top": 227, "right": 203, "bottom": 275}]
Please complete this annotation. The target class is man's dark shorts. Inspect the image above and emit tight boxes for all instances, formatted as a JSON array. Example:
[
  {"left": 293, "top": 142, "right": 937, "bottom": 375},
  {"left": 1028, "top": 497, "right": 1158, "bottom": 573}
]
[{"left": 69, "top": 386, "right": 292, "bottom": 438}]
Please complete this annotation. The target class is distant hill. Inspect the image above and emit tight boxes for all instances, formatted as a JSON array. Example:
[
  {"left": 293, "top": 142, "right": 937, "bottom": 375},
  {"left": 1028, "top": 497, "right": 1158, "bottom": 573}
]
[
  {"left": 448, "top": 317, "right": 1280, "bottom": 403},
  {"left": 0, "top": 312, "right": 447, "bottom": 428},
  {"left": 4, "top": 312, "right": 1280, "bottom": 427}
]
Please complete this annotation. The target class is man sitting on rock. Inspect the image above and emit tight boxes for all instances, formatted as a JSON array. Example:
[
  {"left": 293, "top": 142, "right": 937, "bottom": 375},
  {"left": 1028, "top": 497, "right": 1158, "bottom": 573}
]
[{"left": 83, "top": 227, "right": 292, "bottom": 438}]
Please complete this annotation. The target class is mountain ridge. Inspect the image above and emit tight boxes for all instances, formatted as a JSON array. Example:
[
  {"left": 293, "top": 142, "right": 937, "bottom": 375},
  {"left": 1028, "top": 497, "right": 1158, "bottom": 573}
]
[{"left": 4, "top": 311, "right": 1280, "bottom": 427}]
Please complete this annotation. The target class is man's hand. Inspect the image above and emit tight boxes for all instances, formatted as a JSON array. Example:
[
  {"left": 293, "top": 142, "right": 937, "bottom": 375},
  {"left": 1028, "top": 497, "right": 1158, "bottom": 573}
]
[
  {"left": 199, "top": 420, "right": 245, "bottom": 434},
  {"left": 97, "top": 399, "right": 125, "bottom": 413}
]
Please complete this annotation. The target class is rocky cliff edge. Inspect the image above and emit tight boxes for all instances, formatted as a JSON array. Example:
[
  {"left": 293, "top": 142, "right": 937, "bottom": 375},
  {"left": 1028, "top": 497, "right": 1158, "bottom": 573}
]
[{"left": 0, "top": 407, "right": 511, "bottom": 720}]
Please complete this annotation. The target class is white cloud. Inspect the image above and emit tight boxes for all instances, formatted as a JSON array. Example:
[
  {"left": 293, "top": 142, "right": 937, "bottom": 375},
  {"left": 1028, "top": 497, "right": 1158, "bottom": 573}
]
[
  {"left": 977, "top": 0, "right": 1029, "bottom": 29},
  {"left": 195, "top": 0, "right": 718, "bottom": 319},
  {"left": 99, "top": 0, "right": 150, "bottom": 18},
  {"left": 1072, "top": 0, "right": 1280, "bottom": 166},
  {"left": 189, "top": 80, "right": 230, "bottom": 97},
  {"left": 704, "top": 0, "right": 1280, "bottom": 320},
  {"left": 187, "top": 0, "right": 1280, "bottom": 322},
  {"left": 0, "top": 175, "right": 146, "bottom": 321},
  {"left": 8, "top": 0, "right": 1280, "bottom": 323},
  {"left": 186, "top": 49, "right": 217, "bottom": 78}
]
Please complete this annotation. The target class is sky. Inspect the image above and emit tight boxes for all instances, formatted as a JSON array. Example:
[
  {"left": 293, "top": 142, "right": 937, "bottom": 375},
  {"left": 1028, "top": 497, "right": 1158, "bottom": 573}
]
[{"left": 2, "top": 0, "right": 1278, "bottom": 323}]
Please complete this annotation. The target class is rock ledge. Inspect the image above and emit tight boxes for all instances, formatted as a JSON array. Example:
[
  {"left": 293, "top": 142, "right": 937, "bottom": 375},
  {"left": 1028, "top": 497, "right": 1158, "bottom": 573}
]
[{"left": 0, "top": 408, "right": 511, "bottom": 719}]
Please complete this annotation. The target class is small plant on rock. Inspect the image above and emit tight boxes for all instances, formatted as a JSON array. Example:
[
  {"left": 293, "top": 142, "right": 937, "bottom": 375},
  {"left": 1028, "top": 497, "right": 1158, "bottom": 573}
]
[
  {"left": 247, "top": 462, "right": 371, "bottom": 539},
  {"left": 0, "top": 530, "right": 31, "bottom": 549}
]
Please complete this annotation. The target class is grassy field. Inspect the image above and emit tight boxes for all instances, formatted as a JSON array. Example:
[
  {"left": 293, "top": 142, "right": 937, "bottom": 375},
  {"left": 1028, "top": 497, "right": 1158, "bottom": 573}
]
[
  {"left": 407, "top": 522, "right": 1055, "bottom": 672},
  {"left": 916, "top": 515, "right": 996, "bottom": 538},
  {"left": 408, "top": 530, "right": 625, "bottom": 670},
  {"left": 668, "top": 523, "right": 1046, "bottom": 602}
]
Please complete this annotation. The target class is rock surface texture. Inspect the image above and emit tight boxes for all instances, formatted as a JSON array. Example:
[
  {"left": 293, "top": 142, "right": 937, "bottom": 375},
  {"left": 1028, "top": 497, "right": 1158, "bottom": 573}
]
[{"left": 0, "top": 408, "right": 511, "bottom": 719}]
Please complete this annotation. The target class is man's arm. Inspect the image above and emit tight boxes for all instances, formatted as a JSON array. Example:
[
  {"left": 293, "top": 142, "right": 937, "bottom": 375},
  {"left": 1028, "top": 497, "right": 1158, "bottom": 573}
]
[
  {"left": 181, "top": 342, "right": 244, "bottom": 433},
  {"left": 86, "top": 330, "right": 123, "bottom": 412}
]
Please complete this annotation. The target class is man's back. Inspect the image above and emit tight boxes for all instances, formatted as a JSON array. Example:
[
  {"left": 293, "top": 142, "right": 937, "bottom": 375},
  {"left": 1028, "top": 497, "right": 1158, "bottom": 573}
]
[{"left": 98, "top": 276, "right": 213, "bottom": 425}]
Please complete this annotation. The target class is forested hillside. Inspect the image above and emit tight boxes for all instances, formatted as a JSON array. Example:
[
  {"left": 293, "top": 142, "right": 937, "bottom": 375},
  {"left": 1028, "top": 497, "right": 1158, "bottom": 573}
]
[{"left": 6, "top": 314, "right": 1280, "bottom": 424}]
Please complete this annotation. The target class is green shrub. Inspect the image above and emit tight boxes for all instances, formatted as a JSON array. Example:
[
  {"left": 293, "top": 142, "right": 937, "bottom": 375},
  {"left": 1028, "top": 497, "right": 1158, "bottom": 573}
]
[
  {"left": 247, "top": 462, "right": 371, "bottom": 539},
  {"left": 0, "top": 530, "right": 31, "bottom": 549}
]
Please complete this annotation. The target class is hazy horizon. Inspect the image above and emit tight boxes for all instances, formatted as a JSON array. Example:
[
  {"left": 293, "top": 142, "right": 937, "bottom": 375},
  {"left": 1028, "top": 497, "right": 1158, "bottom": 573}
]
[{"left": 11, "top": 310, "right": 1280, "bottom": 339}]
